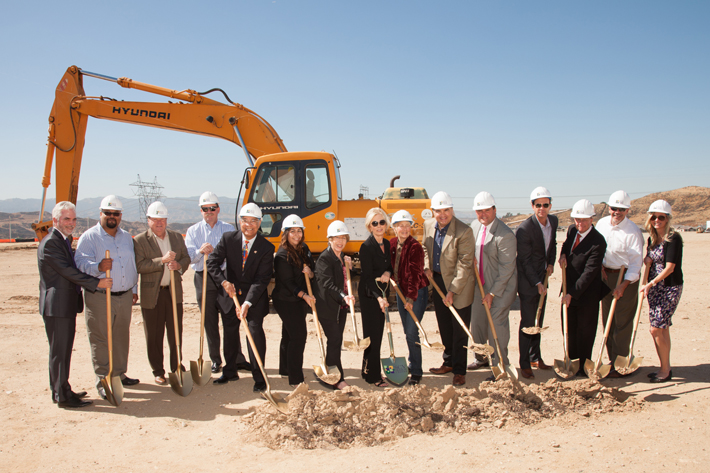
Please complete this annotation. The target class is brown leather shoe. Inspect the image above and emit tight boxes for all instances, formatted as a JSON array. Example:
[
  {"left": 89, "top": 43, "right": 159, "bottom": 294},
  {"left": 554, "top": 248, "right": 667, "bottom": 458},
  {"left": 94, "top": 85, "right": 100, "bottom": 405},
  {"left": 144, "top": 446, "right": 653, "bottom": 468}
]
[
  {"left": 453, "top": 374, "right": 466, "bottom": 386},
  {"left": 467, "top": 359, "right": 490, "bottom": 371},
  {"left": 521, "top": 368, "right": 535, "bottom": 379},
  {"left": 430, "top": 365, "right": 454, "bottom": 375},
  {"left": 531, "top": 360, "right": 552, "bottom": 370}
]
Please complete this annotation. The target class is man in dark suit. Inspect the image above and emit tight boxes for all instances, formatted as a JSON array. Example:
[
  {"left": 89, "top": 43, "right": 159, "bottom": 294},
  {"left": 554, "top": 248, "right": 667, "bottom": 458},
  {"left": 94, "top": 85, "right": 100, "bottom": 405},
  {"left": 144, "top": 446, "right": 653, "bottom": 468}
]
[
  {"left": 516, "top": 187, "right": 558, "bottom": 379},
  {"left": 207, "top": 203, "right": 274, "bottom": 392},
  {"left": 38, "top": 202, "right": 112, "bottom": 408},
  {"left": 559, "top": 199, "right": 609, "bottom": 376}
]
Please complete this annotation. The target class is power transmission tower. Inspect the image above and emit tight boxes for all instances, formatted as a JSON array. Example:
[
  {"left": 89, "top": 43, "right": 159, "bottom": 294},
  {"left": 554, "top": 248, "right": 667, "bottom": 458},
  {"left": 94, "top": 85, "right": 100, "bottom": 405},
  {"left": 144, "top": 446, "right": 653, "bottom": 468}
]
[
  {"left": 130, "top": 175, "right": 164, "bottom": 222},
  {"left": 359, "top": 185, "right": 369, "bottom": 199}
]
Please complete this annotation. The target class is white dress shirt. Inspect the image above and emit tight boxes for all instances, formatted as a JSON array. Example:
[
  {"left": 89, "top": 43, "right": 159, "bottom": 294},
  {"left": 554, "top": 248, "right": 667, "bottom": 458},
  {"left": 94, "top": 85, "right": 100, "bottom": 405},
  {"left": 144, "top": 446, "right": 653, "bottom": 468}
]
[{"left": 595, "top": 216, "right": 644, "bottom": 283}]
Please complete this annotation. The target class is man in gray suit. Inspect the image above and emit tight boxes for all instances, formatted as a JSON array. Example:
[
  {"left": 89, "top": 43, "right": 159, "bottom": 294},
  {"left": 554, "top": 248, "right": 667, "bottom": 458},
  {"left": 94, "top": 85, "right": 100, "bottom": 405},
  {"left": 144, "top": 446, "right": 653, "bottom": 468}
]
[{"left": 469, "top": 192, "right": 518, "bottom": 380}]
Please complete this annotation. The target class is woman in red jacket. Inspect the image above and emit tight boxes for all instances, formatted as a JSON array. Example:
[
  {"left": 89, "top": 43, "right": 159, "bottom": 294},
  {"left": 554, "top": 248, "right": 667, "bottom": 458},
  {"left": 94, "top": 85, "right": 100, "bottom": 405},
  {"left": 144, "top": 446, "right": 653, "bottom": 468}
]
[{"left": 389, "top": 210, "right": 429, "bottom": 385}]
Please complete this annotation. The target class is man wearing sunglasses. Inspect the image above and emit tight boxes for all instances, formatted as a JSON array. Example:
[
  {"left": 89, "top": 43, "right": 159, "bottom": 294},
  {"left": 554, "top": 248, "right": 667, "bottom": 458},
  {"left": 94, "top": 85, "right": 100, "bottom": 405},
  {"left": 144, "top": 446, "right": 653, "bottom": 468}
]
[
  {"left": 515, "top": 187, "right": 558, "bottom": 379},
  {"left": 185, "top": 192, "right": 250, "bottom": 382},
  {"left": 75, "top": 195, "right": 140, "bottom": 399},
  {"left": 595, "top": 190, "right": 644, "bottom": 378}
]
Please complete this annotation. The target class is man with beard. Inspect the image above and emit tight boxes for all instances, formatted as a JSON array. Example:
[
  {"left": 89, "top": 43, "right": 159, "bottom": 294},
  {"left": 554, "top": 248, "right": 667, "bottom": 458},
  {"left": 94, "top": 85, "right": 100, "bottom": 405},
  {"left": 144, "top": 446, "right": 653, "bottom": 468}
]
[{"left": 76, "top": 195, "right": 140, "bottom": 399}]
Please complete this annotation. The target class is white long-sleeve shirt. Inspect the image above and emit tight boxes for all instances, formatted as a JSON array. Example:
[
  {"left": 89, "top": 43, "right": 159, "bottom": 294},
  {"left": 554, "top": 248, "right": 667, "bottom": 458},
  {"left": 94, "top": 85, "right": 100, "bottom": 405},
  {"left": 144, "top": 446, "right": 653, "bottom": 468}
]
[{"left": 596, "top": 216, "right": 644, "bottom": 283}]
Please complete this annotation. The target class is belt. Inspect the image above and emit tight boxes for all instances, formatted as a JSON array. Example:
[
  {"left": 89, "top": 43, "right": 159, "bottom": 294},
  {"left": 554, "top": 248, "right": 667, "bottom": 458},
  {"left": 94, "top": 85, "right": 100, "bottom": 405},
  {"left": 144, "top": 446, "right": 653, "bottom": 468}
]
[
  {"left": 160, "top": 285, "right": 170, "bottom": 290},
  {"left": 96, "top": 289, "right": 131, "bottom": 296},
  {"left": 603, "top": 266, "right": 621, "bottom": 273}
]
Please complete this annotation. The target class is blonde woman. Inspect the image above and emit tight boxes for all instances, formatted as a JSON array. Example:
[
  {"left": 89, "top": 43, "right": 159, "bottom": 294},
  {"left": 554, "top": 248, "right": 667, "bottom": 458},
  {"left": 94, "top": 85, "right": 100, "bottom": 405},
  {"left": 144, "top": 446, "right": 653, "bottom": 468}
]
[{"left": 639, "top": 200, "right": 683, "bottom": 383}]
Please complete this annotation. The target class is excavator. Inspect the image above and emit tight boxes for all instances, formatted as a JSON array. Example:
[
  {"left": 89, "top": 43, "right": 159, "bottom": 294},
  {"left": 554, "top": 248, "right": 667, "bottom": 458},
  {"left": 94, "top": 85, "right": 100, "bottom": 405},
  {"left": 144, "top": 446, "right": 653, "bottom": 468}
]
[{"left": 33, "top": 66, "right": 431, "bottom": 254}]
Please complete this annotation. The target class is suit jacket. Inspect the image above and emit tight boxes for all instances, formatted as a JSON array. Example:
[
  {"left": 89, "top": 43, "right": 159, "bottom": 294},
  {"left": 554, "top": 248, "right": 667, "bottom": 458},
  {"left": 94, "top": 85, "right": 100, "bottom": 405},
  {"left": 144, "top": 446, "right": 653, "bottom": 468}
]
[
  {"left": 358, "top": 235, "right": 393, "bottom": 300},
  {"left": 560, "top": 225, "right": 609, "bottom": 306},
  {"left": 134, "top": 229, "right": 190, "bottom": 310},
  {"left": 206, "top": 230, "right": 274, "bottom": 318},
  {"left": 422, "top": 217, "right": 475, "bottom": 308},
  {"left": 38, "top": 229, "right": 99, "bottom": 318},
  {"left": 314, "top": 245, "right": 347, "bottom": 320},
  {"left": 470, "top": 217, "right": 518, "bottom": 306},
  {"left": 389, "top": 235, "right": 428, "bottom": 301},
  {"left": 271, "top": 243, "right": 315, "bottom": 303},
  {"left": 516, "top": 214, "right": 558, "bottom": 296}
]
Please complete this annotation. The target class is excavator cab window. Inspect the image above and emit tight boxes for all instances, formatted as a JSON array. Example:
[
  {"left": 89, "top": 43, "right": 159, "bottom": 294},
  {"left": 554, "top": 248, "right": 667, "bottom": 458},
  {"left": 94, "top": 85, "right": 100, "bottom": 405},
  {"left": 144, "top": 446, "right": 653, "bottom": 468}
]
[
  {"left": 258, "top": 213, "right": 283, "bottom": 237},
  {"left": 252, "top": 165, "right": 296, "bottom": 203},
  {"left": 305, "top": 164, "right": 330, "bottom": 209}
]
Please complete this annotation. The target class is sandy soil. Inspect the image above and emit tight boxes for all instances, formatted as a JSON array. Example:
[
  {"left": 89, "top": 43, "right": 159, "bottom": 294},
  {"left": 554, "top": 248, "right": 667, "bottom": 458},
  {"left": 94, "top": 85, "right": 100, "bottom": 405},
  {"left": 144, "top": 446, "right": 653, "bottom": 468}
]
[{"left": 1, "top": 233, "right": 708, "bottom": 472}]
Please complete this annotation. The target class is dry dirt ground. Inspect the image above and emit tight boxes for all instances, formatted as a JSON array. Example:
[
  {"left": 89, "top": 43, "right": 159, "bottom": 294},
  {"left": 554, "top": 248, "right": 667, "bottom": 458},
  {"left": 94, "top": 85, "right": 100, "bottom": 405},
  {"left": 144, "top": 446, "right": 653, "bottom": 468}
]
[{"left": 1, "top": 233, "right": 708, "bottom": 472}]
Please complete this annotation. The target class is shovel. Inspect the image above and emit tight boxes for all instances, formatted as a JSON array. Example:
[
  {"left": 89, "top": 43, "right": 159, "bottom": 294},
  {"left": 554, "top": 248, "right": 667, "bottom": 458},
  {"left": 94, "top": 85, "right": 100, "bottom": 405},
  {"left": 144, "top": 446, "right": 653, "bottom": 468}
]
[
  {"left": 521, "top": 274, "right": 550, "bottom": 335},
  {"left": 426, "top": 274, "right": 497, "bottom": 372},
  {"left": 190, "top": 268, "right": 211, "bottom": 386},
  {"left": 614, "top": 262, "right": 650, "bottom": 374},
  {"left": 232, "top": 295, "right": 289, "bottom": 413},
  {"left": 168, "top": 270, "right": 193, "bottom": 397},
  {"left": 304, "top": 267, "right": 341, "bottom": 385},
  {"left": 554, "top": 262, "right": 579, "bottom": 379},
  {"left": 585, "top": 267, "right": 626, "bottom": 379},
  {"left": 388, "top": 279, "right": 444, "bottom": 351},
  {"left": 376, "top": 280, "right": 409, "bottom": 386},
  {"left": 471, "top": 262, "right": 519, "bottom": 382},
  {"left": 100, "top": 250, "right": 124, "bottom": 406},
  {"left": 343, "top": 265, "right": 370, "bottom": 351}
]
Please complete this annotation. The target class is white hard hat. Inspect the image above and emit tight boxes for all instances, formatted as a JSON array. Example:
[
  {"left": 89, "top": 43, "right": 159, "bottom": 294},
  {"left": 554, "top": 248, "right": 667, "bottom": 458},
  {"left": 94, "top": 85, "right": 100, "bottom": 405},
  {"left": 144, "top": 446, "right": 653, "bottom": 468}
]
[
  {"left": 100, "top": 195, "right": 123, "bottom": 211},
  {"left": 199, "top": 191, "right": 219, "bottom": 206},
  {"left": 608, "top": 190, "right": 631, "bottom": 209},
  {"left": 282, "top": 214, "right": 305, "bottom": 229},
  {"left": 146, "top": 201, "right": 169, "bottom": 218},
  {"left": 648, "top": 200, "right": 672, "bottom": 215},
  {"left": 530, "top": 186, "right": 552, "bottom": 202},
  {"left": 239, "top": 203, "right": 262, "bottom": 219},
  {"left": 472, "top": 191, "right": 496, "bottom": 210},
  {"left": 327, "top": 220, "right": 350, "bottom": 238},
  {"left": 570, "top": 199, "right": 595, "bottom": 218},
  {"left": 430, "top": 191, "right": 454, "bottom": 210},
  {"left": 391, "top": 210, "right": 414, "bottom": 225}
]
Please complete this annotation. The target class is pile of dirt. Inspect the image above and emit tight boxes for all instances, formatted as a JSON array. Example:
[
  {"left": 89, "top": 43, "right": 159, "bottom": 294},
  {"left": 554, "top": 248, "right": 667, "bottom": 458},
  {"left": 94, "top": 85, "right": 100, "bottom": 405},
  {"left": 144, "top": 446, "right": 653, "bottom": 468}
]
[{"left": 243, "top": 378, "right": 642, "bottom": 449}]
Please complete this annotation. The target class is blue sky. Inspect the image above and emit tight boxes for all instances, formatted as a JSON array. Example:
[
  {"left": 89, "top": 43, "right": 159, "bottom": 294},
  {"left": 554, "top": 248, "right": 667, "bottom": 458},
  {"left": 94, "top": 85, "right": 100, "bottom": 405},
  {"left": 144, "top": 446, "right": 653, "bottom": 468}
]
[{"left": 1, "top": 1, "right": 708, "bottom": 214}]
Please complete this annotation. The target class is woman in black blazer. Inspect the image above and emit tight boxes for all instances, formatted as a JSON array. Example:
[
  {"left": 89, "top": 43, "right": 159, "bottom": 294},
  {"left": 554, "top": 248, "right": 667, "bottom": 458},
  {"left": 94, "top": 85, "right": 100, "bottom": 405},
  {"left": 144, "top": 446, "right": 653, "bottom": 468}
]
[
  {"left": 315, "top": 220, "right": 355, "bottom": 390},
  {"left": 271, "top": 215, "right": 315, "bottom": 386},
  {"left": 358, "top": 208, "right": 393, "bottom": 386}
]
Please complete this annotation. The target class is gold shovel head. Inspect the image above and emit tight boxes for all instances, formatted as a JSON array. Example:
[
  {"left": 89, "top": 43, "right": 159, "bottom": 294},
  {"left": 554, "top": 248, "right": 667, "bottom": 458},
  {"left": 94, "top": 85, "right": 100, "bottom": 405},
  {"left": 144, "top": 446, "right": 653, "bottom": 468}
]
[
  {"left": 553, "top": 359, "right": 576, "bottom": 379},
  {"left": 583, "top": 359, "right": 601, "bottom": 379},
  {"left": 490, "top": 365, "right": 504, "bottom": 380},
  {"left": 100, "top": 376, "right": 124, "bottom": 407},
  {"left": 313, "top": 365, "right": 341, "bottom": 385},
  {"left": 506, "top": 365, "right": 519, "bottom": 380},
  {"left": 169, "top": 369, "right": 194, "bottom": 397},
  {"left": 521, "top": 327, "right": 541, "bottom": 335},
  {"left": 419, "top": 341, "right": 445, "bottom": 351},
  {"left": 596, "top": 364, "right": 612, "bottom": 379},
  {"left": 344, "top": 337, "right": 371, "bottom": 351},
  {"left": 190, "top": 359, "right": 212, "bottom": 386},
  {"left": 262, "top": 391, "right": 289, "bottom": 414}
]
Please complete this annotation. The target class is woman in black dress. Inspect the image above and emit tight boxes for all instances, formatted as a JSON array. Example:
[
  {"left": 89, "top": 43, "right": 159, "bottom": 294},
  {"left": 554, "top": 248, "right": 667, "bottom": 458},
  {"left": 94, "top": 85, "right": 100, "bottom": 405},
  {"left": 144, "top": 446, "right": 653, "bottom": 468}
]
[
  {"left": 271, "top": 215, "right": 315, "bottom": 386},
  {"left": 358, "top": 208, "right": 393, "bottom": 387}
]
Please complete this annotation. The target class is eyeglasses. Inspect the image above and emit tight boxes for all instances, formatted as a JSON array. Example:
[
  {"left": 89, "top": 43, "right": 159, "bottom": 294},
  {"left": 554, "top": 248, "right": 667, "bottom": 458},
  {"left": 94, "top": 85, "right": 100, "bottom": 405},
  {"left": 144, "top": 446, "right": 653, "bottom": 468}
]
[
  {"left": 371, "top": 220, "right": 387, "bottom": 227},
  {"left": 103, "top": 211, "right": 121, "bottom": 217},
  {"left": 650, "top": 215, "right": 667, "bottom": 222},
  {"left": 201, "top": 206, "right": 218, "bottom": 212},
  {"left": 534, "top": 203, "right": 550, "bottom": 209},
  {"left": 241, "top": 218, "right": 260, "bottom": 226},
  {"left": 610, "top": 207, "right": 627, "bottom": 212}
]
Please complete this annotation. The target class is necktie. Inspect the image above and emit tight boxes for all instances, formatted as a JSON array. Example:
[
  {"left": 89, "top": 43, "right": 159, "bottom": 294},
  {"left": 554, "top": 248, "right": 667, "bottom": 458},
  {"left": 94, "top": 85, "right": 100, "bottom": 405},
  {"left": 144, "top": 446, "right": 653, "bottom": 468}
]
[
  {"left": 572, "top": 233, "right": 581, "bottom": 251},
  {"left": 479, "top": 226, "right": 486, "bottom": 285},
  {"left": 242, "top": 241, "right": 249, "bottom": 270}
]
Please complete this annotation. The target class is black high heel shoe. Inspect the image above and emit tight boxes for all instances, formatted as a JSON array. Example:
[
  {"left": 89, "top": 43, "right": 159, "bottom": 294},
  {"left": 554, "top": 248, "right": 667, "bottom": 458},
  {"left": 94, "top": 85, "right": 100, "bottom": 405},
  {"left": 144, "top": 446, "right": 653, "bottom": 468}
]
[{"left": 649, "top": 370, "right": 672, "bottom": 383}]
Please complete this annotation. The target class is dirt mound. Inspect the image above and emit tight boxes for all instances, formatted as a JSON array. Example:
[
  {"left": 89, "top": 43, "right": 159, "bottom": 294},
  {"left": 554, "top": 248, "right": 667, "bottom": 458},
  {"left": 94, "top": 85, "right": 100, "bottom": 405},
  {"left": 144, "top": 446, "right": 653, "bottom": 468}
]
[{"left": 243, "top": 378, "right": 642, "bottom": 449}]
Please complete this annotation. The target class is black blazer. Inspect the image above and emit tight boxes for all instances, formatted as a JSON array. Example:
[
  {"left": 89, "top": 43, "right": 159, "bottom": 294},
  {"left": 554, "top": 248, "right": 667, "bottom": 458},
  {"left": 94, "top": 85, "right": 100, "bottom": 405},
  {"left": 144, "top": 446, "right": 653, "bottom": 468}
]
[
  {"left": 560, "top": 225, "right": 609, "bottom": 306},
  {"left": 516, "top": 215, "right": 558, "bottom": 296},
  {"left": 206, "top": 230, "right": 274, "bottom": 318},
  {"left": 647, "top": 232, "right": 684, "bottom": 287},
  {"left": 358, "top": 235, "right": 393, "bottom": 300},
  {"left": 315, "top": 245, "right": 347, "bottom": 320},
  {"left": 38, "top": 229, "right": 99, "bottom": 318},
  {"left": 271, "top": 243, "right": 315, "bottom": 303}
]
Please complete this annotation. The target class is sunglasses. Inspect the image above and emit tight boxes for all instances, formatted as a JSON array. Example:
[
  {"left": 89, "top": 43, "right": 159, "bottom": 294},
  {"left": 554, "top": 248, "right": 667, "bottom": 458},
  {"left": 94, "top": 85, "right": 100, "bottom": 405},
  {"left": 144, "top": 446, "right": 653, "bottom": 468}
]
[
  {"left": 610, "top": 207, "right": 627, "bottom": 212},
  {"left": 371, "top": 220, "right": 387, "bottom": 227},
  {"left": 201, "top": 206, "right": 218, "bottom": 212},
  {"left": 534, "top": 203, "right": 550, "bottom": 209},
  {"left": 103, "top": 211, "right": 121, "bottom": 217},
  {"left": 650, "top": 215, "right": 667, "bottom": 222}
]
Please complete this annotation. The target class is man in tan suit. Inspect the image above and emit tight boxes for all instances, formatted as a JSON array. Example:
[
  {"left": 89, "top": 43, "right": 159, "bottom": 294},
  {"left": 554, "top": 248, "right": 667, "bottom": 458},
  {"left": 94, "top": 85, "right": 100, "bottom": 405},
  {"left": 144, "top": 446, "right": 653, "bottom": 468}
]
[
  {"left": 134, "top": 202, "right": 190, "bottom": 385},
  {"left": 423, "top": 191, "right": 475, "bottom": 386}
]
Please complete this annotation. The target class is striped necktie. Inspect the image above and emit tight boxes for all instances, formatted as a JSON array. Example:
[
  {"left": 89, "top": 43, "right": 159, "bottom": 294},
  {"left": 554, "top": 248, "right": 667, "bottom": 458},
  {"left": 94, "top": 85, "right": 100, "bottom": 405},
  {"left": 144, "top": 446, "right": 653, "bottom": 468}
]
[{"left": 242, "top": 241, "right": 249, "bottom": 270}]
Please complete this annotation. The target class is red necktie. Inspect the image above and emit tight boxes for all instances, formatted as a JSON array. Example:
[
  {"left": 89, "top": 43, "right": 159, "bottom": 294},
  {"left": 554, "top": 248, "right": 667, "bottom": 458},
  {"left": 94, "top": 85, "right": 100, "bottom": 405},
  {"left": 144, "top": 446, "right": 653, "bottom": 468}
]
[{"left": 572, "top": 233, "right": 581, "bottom": 251}]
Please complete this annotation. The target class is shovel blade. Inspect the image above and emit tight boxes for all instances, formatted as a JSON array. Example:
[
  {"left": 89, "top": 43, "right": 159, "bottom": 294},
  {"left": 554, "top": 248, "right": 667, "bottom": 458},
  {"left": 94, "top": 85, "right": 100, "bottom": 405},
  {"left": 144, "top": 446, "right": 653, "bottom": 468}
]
[
  {"left": 169, "top": 370, "right": 193, "bottom": 397},
  {"left": 553, "top": 359, "right": 576, "bottom": 379},
  {"left": 583, "top": 359, "right": 598, "bottom": 378},
  {"left": 100, "top": 376, "right": 124, "bottom": 407},
  {"left": 190, "top": 359, "right": 212, "bottom": 386},
  {"left": 506, "top": 365, "right": 519, "bottom": 380},
  {"left": 381, "top": 356, "right": 409, "bottom": 386},
  {"left": 421, "top": 341, "right": 445, "bottom": 352},
  {"left": 313, "top": 365, "right": 341, "bottom": 385},
  {"left": 628, "top": 356, "right": 643, "bottom": 372},
  {"left": 470, "top": 343, "right": 495, "bottom": 356},
  {"left": 614, "top": 355, "right": 630, "bottom": 372},
  {"left": 490, "top": 365, "right": 504, "bottom": 380},
  {"left": 262, "top": 391, "right": 289, "bottom": 414},
  {"left": 569, "top": 359, "right": 580, "bottom": 374},
  {"left": 344, "top": 337, "right": 371, "bottom": 351},
  {"left": 521, "top": 327, "right": 541, "bottom": 335},
  {"left": 597, "top": 364, "right": 612, "bottom": 379}
]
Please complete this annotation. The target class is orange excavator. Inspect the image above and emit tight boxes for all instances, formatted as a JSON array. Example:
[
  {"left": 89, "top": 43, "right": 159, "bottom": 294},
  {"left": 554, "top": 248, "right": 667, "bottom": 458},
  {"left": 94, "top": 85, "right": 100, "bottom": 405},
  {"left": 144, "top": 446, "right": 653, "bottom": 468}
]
[{"left": 34, "top": 66, "right": 430, "bottom": 253}]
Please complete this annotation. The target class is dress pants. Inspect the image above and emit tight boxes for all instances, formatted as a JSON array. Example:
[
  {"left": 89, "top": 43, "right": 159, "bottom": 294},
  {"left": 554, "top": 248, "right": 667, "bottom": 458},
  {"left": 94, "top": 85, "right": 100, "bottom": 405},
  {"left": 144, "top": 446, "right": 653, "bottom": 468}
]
[
  {"left": 84, "top": 290, "right": 133, "bottom": 390},
  {"left": 43, "top": 315, "right": 76, "bottom": 403},
  {"left": 193, "top": 271, "right": 246, "bottom": 369},
  {"left": 395, "top": 286, "right": 428, "bottom": 377},
  {"left": 360, "top": 295, "right": 385, "bottom": 383},
  {"left": 471, "top": 290, "right": 512, "bottom": 366},
  {"left": 601, "top": 278, "right": 639, "bottom": 366},
  {"left": 141, "top": 286, "right": 183, "bottom": 377},
  {"left": 432, "top": 272, "right": 471, "bottom": 376},
  {"left": 273, "top": 298, "right": 308, "bottom": 385},
  {"left": 565, "top": 302, "right": 600, "bottom": 369},
  {"left": 319, "top": 306, "right": 347, "bottom": 384},
  {"left": 518, "top": 291, "right": 546, "bottom": 369}
]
